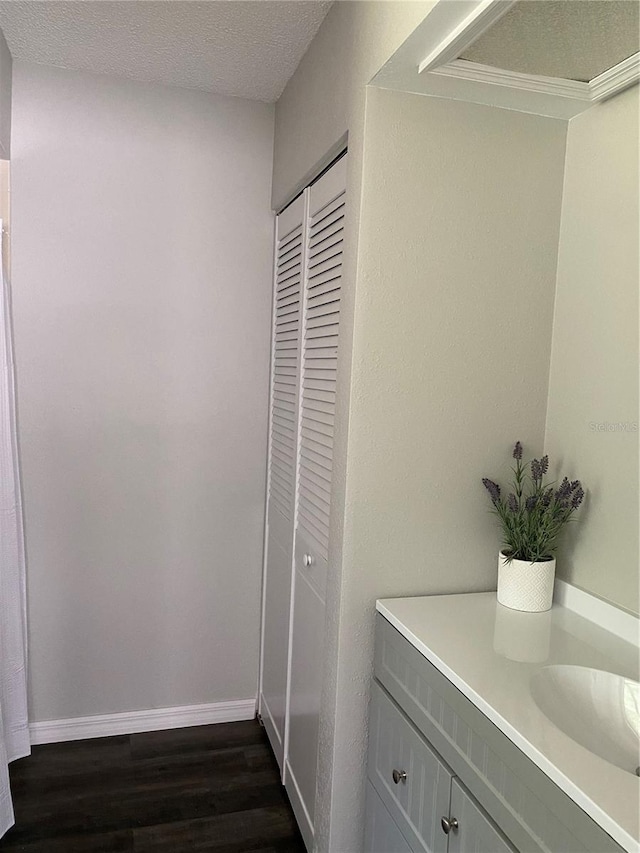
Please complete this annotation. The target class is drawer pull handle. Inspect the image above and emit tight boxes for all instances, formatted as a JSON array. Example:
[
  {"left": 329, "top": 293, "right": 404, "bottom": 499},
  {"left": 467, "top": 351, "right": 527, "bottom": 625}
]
[
  {"left": 303, "top": 553, "right": 314, "bottom": 568},
  {"left": 441, "top": 816, "right": 459, "bottom": 835},
  {"left": 391, "top": 769, "right": 407, "bottom": 785}
]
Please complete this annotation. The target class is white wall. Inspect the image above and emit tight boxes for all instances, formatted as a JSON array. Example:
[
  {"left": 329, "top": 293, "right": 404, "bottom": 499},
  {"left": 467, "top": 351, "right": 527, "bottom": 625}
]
[
  {"left": 545, "top": 87, "right": 639, "bottom": 615},
  {"left": 11, "top": 63, "right": 274, "bottom": 722},
  {"left": 0, "top": 27, "right": 11, "bottom": 158}
]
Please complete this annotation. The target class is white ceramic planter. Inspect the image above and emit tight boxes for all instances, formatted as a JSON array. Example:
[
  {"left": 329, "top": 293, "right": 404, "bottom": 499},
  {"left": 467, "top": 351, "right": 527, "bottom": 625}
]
[{"left": 497, "top": 550, "right": 556, "bottom": 612}]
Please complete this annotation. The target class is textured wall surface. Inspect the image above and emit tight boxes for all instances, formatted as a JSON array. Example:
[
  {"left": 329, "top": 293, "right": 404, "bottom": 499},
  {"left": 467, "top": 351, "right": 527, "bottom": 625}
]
[
  {"left": 0, "top": 1, "right": 331, "bottom": 102},
  {"left": 462, "top": 1, "right": 639, "bottom": 82},
  {"left": 11, "top": 63, "right": 274, "bottom": 722},
  {"left": 545, "top": 87, "right": 639, "bottom": 614},
  {"left": 271, "top": 0, "right": 434, "bottom": 210}
]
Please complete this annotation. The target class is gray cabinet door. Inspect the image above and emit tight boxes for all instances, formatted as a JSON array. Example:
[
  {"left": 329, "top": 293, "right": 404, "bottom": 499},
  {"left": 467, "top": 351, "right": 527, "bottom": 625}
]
[
  {"left": 365, "top": 781, "right": 414, "bottom": 853},
  {"left": 369, "top": 682, "right": 452, "bottom": 853},
  {"left": 447, "top": 779, "right": 516, "bottom": 853}
]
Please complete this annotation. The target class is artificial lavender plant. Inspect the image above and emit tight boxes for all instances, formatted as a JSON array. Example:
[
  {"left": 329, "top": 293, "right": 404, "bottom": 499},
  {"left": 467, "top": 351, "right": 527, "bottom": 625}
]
[{"left": 482, "top": 442, "right": 585, "bottom": 563}]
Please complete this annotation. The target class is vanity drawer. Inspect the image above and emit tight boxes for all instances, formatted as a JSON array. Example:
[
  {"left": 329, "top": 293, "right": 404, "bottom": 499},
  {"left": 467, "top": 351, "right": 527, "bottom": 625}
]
[
  {"left": 375, "top": 615, "right": 624, "bottom": 853},
  {"left": 368, "top": 680, "right": 452, "bottom": 853}
]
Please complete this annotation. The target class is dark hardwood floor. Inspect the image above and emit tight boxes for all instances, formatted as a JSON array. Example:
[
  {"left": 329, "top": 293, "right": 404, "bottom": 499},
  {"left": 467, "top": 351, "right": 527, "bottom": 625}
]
[{"left": 1, "top": 720, "right": 306, "bottom": 852}]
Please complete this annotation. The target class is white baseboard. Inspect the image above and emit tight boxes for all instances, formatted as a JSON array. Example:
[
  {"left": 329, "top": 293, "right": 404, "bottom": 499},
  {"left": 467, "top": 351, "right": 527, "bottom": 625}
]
[{"left": 29, "top": 697, "right": 257, "bottom": 745}]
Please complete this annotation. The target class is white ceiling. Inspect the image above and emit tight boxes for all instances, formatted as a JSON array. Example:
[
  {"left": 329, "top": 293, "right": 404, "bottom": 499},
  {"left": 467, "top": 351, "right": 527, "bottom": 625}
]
[
  {"left": 0, "top": 0, "right": 333, "bottom": 102},
  {"left": 461, "top": 0, "right": 640, "bottom": 83}
]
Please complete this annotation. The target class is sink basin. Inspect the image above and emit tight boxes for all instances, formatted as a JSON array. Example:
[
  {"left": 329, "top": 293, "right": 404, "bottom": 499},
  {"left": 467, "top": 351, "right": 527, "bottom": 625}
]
[{"left": 530, "top": 665, "right": 640, "bottom": 775}]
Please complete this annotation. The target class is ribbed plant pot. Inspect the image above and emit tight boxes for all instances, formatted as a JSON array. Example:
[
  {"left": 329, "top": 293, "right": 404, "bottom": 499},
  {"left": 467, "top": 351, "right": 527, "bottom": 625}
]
[{"left": 497, "top": 550, "right": 556, "bottom": 613}]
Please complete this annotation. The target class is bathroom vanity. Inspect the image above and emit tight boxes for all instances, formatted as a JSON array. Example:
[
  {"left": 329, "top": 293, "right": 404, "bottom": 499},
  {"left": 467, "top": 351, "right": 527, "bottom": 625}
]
[{"left": 366, "top": 592, "right": 639, "bottom": 853}]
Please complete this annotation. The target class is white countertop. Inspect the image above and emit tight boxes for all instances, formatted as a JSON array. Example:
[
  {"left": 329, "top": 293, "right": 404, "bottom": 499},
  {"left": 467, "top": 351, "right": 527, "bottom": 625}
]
[{"left": 376, "top": 592, "right": 640, "bottom": 852}]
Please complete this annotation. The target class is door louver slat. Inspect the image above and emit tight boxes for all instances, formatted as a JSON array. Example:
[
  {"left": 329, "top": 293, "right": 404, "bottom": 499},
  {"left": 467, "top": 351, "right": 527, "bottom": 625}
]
[
  {"left": 272, "top": 445, "right": 295, "bottom": 470},
  {"left": 278, "top": 236, "right": 303, "bottom": 258},
  {"left": 301, "top": 403, "right": 334, "bottom": 423},
  {"left": 308, "top": 244, "right": 342, "bottom": 271},
  {"left": 308, "top": 260, "right": 341, "bottom": 282},
  {"left": 308, "top": 230, "right": 344, "bottom": 262},
  {"left": 308, "top": 215, "right": 344, "bottom": 250},
  {"left": 278, "top": 225, "right": 302, "bottom": 252},
  {"left": 275, "top": 315, "right": 299, "bottom": 329},
  {"left": 303, "top": 378, "right": 336, "bottom": 394},
  {"left": 272, "top": 411, "right": 296, "bottom": 433},
  {"left": 273, "top": 397, "right": 295, "bottom": 414},
  {"left": 302, "top": 415, "right": 334, "bottom": 437},
  {"left": 307, "top": 255, "right": 342, "bottom": 280},
  {"left": 306, "top": 321, "right": 339, "bottom": 339},
  {"left": 273, "top": 384, "right": 296, "bottom": 398},
  {"left": 302, "top": 390, "right": 335, "bottom": 407},
  {"left": 301, "top": 428, "right": 333, "bottom": 453},
  {"left": 277, "top": 269, "right": 302, "bottom": 288},
  {"left": 277, "top": 295, "right": 300, "bottom": 310},
  {"left": 298, "top": 505, "right": 330, "bottom": 551},
  {"left": 300, "top": 483, "right": 331, "bottom": 516},
  {"left": 307, "top": 278, "right": 341, "bottom": 299},
  {"left": 310, "top": 194, "right": 344, "bottom": 228},
  {"left": 299, "top": 462, "right": 331, "bottom": 497},
  {"left": 278, "top": 241, "right": 303, "bottom": 266},
  {"left": 271, "top": 425, "right": 295, "bottom": 448},
  {"left": 277, "top": 286, "right": 300, "bottom": 303},
  {"left": 300, "top": 443, "right": 332, "bottom": 471},
  {"left": 307, "top": 290, "right": 340, "bottom": 311}
]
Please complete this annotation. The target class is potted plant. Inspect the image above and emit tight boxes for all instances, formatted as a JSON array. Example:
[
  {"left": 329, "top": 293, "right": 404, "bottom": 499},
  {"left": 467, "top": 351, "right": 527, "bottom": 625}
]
[{"left": 482, "top": 442, "right": 585, "bottom": 612}]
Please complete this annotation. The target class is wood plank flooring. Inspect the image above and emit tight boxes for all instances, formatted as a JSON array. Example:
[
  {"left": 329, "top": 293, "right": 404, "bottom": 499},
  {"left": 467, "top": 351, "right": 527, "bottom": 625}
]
[{"left": 0, "top": 720, "right": 305, "bottom": 852}]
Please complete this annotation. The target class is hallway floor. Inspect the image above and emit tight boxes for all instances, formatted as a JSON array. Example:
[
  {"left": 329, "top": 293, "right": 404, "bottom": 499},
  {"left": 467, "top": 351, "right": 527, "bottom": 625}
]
[{"left": 1, "top": 719, "right": 305, "bottom": 852}]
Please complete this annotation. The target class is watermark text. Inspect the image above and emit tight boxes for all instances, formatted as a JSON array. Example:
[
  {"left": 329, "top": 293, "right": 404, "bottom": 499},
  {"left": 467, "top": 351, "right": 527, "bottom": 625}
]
[{"left": 589, "top": 421, "right": 638, "bottom": 432}]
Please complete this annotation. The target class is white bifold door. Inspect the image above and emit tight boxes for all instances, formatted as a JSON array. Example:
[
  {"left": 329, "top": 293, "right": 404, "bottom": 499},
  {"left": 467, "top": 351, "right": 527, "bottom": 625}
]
[
  {"left": 259, "top": 194, "right": 304, "bottom": 769},
  {"left": 259, "top": 153, "right": 347, "bottom": 851}
]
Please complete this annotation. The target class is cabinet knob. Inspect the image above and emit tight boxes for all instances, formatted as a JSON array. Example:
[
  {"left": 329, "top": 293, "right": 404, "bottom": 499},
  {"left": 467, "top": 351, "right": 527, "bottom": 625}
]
[
  {"left": 302, "top": 553, "right": 314, "bottom": 568},
  {"left": 391, "top": 768, "right": 407, "bottom": 785},
  {"left": 441, "top": 816, "right": 459, "bottom": 834}
]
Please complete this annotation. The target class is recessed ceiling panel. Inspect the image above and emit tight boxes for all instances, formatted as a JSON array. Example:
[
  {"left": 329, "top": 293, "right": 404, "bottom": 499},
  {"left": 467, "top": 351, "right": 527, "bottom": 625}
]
[
  {"left": 0, "top": 0, "right": 333, "bottom": 102},
  {"left": 460, "top": 0, "right": 639, "bottom": 82}
]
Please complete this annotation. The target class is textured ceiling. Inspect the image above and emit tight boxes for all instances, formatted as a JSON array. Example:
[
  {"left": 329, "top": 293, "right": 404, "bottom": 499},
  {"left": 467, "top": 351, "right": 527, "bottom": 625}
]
[
  {"left": 0, "top": 0, "right": 333, "bottom": 102},
  {"left": 461, "top": 0, "right": 640, "bottom": 83}
]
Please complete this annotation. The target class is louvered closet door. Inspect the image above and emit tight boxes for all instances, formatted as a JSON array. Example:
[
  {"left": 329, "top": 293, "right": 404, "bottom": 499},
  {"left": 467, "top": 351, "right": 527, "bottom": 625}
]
[
  {"left": 294, "top": 155, "right": 346, "bottom": 599},
  {"left": 286, "top": 154, "right": 347, "bottom": 848},
  {"left": 259, "top": 195, "right": 304, "bottom": 771}
]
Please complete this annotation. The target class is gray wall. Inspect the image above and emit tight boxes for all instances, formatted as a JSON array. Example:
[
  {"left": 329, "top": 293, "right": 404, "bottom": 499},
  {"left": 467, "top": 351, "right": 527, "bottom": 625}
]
[
  {"left": 545, "top": 87, "right": 639, "bottom": 614},
  {"left": 272, "top": 0, "right": 433, "bottom": 210},
  {"left": 331, "top": 87, "right": 566, "bottom": 852},
  {"left": 11, "top": 63, "right": 275, "bottom": 722}
]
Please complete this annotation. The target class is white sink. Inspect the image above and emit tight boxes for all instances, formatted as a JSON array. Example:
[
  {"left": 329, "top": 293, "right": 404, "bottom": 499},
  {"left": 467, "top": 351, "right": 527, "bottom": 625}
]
[{"left": 530, "top": 665, "right": 640, "bottom": 775}]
